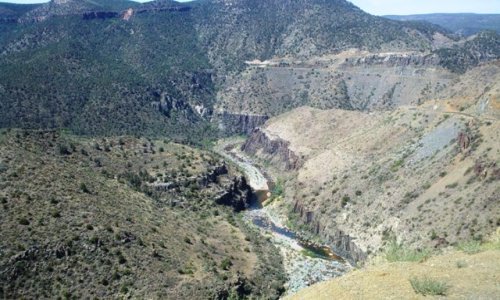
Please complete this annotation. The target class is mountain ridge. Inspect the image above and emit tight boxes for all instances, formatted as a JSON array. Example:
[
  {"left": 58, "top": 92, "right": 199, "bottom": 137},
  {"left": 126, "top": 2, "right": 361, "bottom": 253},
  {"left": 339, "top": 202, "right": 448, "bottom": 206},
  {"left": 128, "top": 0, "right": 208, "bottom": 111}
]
[
  {"left": 0, "top": 0, "right": 498, "bottom": 139},
  {"left": 385, "top": 13, "right": 500, "bottom": 36}
]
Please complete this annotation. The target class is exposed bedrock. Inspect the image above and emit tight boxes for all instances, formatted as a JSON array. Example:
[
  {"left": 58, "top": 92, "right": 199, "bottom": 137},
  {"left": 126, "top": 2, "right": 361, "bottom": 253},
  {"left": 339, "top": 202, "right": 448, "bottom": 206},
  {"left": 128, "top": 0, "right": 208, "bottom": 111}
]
[
  {"left": 215, "top": 176, "right": 254, "bottom": 212},
  {"left": 216, "top": 111, "right": 269, "bottom": 135},
  {"left": 241, "top": 128, "right": 302, "bottom": 171},
  {"left": 343, "top": 52, "right": 441, "bottom": 67},
  {"left": 293, "top": 200, "right": 367, "bottom": 263}
]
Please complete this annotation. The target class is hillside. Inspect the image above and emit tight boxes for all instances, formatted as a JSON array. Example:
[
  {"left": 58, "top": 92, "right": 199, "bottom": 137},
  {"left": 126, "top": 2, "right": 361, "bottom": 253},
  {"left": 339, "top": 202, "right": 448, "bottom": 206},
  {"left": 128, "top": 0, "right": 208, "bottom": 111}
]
[
  {"left": 193, "top": 0, "right": 448, "bottom": 70},
  {"left": 240, "top": 60, "right": 500, "bottom": 262},
  {"left": 0, "top": 129, "right": 285, "bottom": 299},
  {"left": 1, "top": 0, "right": 498, "bottom": 138},
  {"left": 217, "top": 30, "right": 500, "bottom": 117},
  {"left": 0, "top": 0, "right": 215, "bottom": 142},
  {"left": 386, "top": 13, "right": 500, "bottom": 36},
  {"left": 286, "top": 245, "right": 500, "bottom": 299}
]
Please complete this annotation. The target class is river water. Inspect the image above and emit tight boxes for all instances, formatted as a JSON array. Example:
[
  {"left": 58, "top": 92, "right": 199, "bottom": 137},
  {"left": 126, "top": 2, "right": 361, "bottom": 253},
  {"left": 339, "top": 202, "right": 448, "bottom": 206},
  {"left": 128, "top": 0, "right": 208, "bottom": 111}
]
[{"left": 215, "top": 140, "right": 351, "bottom": 295}]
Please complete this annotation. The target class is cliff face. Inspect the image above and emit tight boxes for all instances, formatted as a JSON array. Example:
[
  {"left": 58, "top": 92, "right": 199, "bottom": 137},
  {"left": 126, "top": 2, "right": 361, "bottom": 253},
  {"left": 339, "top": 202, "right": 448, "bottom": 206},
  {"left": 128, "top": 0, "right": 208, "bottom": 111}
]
[
  {"left": 293, "top": 200, "right": 367, "bottom": 262},
  {"left": 216, "top": 112, "right": 269, "bottom": 135},
  {"left": 216, "top": 176, "right": 254, "bottom": 212},
  {"left": 242, "top": 128, "right": 302, "bottom": 171},
  {"left": 343, "top": 52, "right": 441, "bottom": 67}
]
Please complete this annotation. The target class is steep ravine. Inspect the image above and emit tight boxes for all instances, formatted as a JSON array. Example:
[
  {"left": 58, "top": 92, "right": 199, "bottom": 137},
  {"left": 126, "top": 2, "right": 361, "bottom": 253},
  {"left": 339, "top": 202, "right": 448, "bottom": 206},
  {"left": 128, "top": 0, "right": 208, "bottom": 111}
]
[{"left": 214, "top": 139, "right": 352, "bottom": 295}]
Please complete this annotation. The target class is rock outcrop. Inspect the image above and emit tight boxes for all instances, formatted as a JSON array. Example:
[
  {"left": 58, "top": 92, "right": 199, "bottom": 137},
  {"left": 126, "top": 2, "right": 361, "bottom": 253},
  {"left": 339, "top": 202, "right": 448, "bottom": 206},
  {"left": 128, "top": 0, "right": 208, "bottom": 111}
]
[
  {"left": 242, "top": 128, "right": 302, "bottom": 170},
  {"left": 216, "top": 112, "right": 269, "bottom": 135},
  {"left": 458, "top": 131, "right": 472, "bottom": 152},
  {"left": 293, "top": 200, "right": 367, "bottom": 263},
  {"left": 343, "top": 52, "right": 440, "bottom": 68},
  {"left": 216, "top": 176, "right": 253, "bottom": 212},
  {"left": 82, "top": 11, "right": 118, "bottom": 20},
  {"left": 151, "top": 92, "right": 197, "bottom": 120}
]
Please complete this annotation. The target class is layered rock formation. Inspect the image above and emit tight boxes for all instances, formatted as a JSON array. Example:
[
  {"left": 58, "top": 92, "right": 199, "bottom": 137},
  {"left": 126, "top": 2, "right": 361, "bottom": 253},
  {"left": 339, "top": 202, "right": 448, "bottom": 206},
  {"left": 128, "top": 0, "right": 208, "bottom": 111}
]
[
  {"left": 242, "top": 128, "right": 302, "bottom": 170},
  {"left": 216, "top": 112, "right": 269, "bottom": 135}
]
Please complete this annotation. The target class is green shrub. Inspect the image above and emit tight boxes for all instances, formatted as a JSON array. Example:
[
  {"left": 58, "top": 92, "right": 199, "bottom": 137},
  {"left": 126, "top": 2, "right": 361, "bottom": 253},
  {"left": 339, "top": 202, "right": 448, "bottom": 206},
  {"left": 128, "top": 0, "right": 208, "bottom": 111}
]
[
  {"left": 341, "top": 195, "right": 351, "bottom": 207},
  {"left": 385, "top": 240, "right": 430, "bottom": 262},
  {"left": 271, "top": 180, "right": 284, "bottom": 198},
  {"left": 18, "top": 217, "right": 30, "bottom": 225},
  {"left": 79, "top": 183, "right": 90, "bottom": 194},
  {"left": 457, "top": 240, "right": 482, "bottom": 254},
  {"left": 410, "top": 277, "right": 449, "bottom": 296},
  {"left": 220, "top": 258, "right": 232, "bottom": 270},
  {"left": 456, "top": 260, "right": 467, "bottom": 268}
]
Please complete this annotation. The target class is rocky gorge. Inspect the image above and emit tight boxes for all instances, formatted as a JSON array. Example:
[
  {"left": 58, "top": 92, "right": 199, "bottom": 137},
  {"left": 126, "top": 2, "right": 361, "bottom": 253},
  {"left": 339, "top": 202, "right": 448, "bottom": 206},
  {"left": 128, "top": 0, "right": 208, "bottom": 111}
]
[{"left": 214, "top": 138, "right": 353, "bottom": 295}]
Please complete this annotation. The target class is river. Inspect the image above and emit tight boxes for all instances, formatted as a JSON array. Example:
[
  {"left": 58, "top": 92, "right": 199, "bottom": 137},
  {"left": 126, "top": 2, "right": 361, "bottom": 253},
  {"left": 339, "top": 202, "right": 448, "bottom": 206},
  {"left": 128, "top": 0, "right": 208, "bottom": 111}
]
[{"left": 214, "top": 139, "right": 351, "bottom": 295}]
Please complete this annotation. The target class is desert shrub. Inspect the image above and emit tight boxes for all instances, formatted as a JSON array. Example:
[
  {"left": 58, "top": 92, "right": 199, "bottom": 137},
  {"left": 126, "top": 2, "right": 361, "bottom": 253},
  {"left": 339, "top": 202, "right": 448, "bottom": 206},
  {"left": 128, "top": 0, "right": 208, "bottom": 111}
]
[
  {"left": 385, "top": 240, "right": 430, "bottom": 262},
  {"left": 410, "top": 277, "right": 449, "bottom": 296},
  {"left": 456, "top": 260, "right": 467, "bottom": 268},
  {"left": 0, "top": 162, "right": 8, "bottom": 174},
  {"left": 341, "top": 195, "right": 351, "bottom": 207},
  {"left": 18, "top": 217, "right": 30, "bottom": 225},
  {"left": 57, "top": 143, "right": 72, "bottom": 155},
  {"left": 220, "top": 258, "right": 232, "bottom": 270},
  {"left": 79, "top": 183, "right": 90, "bottom": 194},
  {"left": 457, "top": 240, "right": 482, "bottom": 254}
]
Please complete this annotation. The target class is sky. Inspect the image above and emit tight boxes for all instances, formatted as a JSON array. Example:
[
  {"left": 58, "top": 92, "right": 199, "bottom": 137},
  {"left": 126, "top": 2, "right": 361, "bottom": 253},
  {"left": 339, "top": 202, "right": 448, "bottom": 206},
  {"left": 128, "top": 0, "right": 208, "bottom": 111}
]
[{"left": 3, "top": 0, "right": 500, "bottom": 16}]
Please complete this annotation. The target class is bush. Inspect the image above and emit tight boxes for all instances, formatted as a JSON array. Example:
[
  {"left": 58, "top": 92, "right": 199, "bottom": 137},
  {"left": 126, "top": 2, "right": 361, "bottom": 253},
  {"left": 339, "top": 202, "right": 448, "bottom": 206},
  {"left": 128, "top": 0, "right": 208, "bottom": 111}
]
[
  {"left": 80, "top": 183, "right": 90, "bottom": 194},
  {"left": 0, "top": 162, "right": 8, "bottom": 174},
  {"left": 456, "top": 260, "right": 467, "bottom": 268},
  {"left": 57, "top": 143, "right": 71, "bottom": 155},
  {"left": 410, "top": 277, "right": 449, "bottom": 296},
  {"left": 271, "top": 180, "right": 284, "bottom": 198},
  {"left": 220, "top": 258, "right": 232, "bottom": 270},
  {"left": 341, "top": 195, "right": 351, "bottom": 207},
  {"left": 18, "top": 217, "right": 30, "bottom": 225},
  {"left": 457, "top": 240, "right": 482, "bottom": 254},
  {"left": 385, "top": 240, "right": 430, "bottom": 262}
]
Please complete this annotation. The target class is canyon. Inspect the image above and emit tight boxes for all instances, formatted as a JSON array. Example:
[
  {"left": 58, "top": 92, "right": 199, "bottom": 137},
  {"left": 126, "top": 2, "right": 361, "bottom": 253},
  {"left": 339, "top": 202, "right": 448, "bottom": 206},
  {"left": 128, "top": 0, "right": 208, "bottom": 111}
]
[{"left": 0, "top": 0, "right": 499, "bottom": 298}]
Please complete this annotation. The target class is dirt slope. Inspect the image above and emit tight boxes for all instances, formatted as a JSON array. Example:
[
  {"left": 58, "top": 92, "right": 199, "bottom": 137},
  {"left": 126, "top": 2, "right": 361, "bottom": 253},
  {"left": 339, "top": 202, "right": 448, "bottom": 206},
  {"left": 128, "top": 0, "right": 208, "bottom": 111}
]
[{"left": 286, "top": 248, "right": 500, "bottom": 300}]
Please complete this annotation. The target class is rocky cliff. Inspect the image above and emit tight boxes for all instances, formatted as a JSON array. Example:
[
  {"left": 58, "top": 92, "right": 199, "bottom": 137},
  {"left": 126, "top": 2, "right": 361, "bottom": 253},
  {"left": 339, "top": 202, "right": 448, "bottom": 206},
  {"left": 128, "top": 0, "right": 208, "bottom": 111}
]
[
  {"left": 293, "top": 200, "right": 367, "bottom": 262},
  {"left": 216, "top": 176, "right": 254, "bottom": 212},
  {"left": 216, "top": 112, "right": 269, "bottom": 135},
  {"left": 242, "top": 128, "right": 302, "bottom": 171}
]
